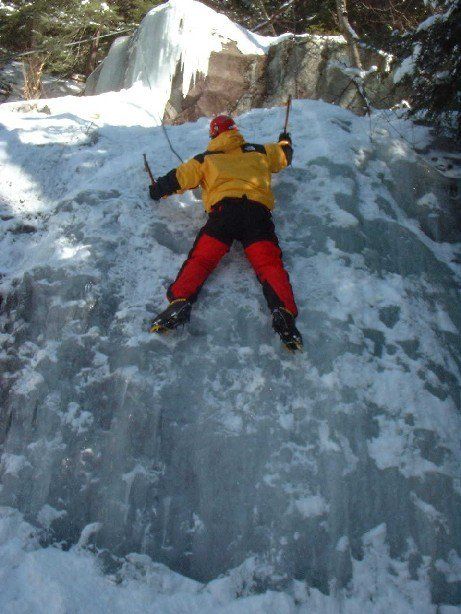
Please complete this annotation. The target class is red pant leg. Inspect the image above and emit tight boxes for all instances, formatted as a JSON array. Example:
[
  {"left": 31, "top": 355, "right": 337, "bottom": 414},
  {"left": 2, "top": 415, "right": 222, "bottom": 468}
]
[
  {"left": 244, "top": 240, "right": 298, "bottom": 316},
  {"left": 167, "top": 232, "right": 230, "bottom": 302}
]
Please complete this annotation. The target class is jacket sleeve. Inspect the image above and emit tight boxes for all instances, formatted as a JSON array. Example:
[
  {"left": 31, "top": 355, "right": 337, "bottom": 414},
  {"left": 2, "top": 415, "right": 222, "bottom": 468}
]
[
  {"left": 155, "top": 157, "right": 204, "bottom": 198},
  {"left": 264, "top": 140, "right": 293, "bottom": 173},
  {"left": 176, "top": 157, "right": 204, "bottom": 191}
]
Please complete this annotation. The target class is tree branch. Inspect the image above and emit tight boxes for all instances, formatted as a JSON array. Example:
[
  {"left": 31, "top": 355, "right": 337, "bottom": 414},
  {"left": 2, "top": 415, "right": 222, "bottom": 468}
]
[
  {"left": 253, "top": 0, "right": 301, "bottom": 34},
  {"left": 256, "top": 0, "right": 278, "bottom": 35},
  {"left": 335, "top": 0, "right": 362, "bottom": 69},
  {"left": 10, "top": 28, "right": 135, "bottom": 59}
]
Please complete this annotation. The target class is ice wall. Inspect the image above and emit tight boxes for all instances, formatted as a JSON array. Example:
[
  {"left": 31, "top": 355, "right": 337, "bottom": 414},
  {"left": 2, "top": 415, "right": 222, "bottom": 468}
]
[{"left": 0, "top": 94, "right": 460, "bottom": 609}]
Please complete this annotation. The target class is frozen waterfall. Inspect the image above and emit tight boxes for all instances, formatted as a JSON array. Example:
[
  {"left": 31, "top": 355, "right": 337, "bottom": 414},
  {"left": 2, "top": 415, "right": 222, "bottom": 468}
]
[
  {"left": 0, "top": 92, "right": 460, "bottom": 611},
  {"left": 85, "top": 0, "right": 270, "bottom": 116}
]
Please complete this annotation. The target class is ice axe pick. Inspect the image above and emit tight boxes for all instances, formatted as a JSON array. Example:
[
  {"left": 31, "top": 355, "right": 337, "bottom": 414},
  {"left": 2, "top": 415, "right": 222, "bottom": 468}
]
[{"left": 143, "top": 153, "right": 156, "bottom": 187}]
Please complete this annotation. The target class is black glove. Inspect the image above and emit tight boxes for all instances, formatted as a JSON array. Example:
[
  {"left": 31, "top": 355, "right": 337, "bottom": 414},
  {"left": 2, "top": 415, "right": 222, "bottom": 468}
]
[
  {"left": 278, "top": 131, "right": 292, "bottom": 144},
  {"left": 149, "top": 169, "right": 180, "bottom": 201},
  {"left": 149, "top": 182, "right": 163, "bottom": 201}
]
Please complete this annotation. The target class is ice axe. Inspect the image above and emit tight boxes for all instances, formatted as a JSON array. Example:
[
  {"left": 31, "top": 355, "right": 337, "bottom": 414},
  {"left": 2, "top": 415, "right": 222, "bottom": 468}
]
[
  {"left": 143, "top": 153, "right": 156, "bottom": 186},
  {"left": 283, "top": 95, "right": 292, "bottom": 133}
]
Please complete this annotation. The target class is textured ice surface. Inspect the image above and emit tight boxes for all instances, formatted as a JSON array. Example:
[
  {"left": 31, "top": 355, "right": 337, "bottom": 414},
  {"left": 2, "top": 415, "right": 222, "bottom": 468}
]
[{"left": 0, "top": 94, "right": 460, "bottom": 611}]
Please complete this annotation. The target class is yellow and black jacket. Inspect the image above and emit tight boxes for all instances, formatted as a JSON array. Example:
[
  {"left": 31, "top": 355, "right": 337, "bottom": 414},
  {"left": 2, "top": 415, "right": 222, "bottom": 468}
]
[{"left": 154, "top": 130, "right": 292, "bottom": 212}]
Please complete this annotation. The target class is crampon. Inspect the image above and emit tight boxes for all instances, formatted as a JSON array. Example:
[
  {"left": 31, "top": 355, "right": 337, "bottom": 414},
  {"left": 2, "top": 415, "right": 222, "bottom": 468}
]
[
  {"left": 149, "top": 299, "right": 192, "bottom": 333},
  {"left": 272, "top": 307, "right": 303, "bottom": 352}
]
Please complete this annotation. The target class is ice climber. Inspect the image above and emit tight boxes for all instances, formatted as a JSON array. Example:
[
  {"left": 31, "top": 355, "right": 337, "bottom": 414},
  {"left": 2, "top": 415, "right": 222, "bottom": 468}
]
[{"left": 148, "top": 114, "right": 303, "bottom": 352}]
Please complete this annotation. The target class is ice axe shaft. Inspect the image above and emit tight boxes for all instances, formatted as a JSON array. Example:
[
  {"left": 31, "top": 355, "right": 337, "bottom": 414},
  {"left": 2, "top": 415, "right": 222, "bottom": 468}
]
[
  {"left": 283, "top": 95, "right": 292, "bottom": 133},
  {"left": 143, "top": 153, "right": 156, "bottom": 186}
]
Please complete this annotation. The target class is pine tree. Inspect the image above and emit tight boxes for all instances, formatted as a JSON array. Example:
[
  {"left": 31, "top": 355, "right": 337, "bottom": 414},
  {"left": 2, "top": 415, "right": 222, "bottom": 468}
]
[
  {"left": 0, "top": 1, "right": 117, "bottom": 75},
  {"left": 404, "top": 0, "right": 461, "bottom": 139},
  {"left": 0, "top": 1, "right": 163, "bottom": 81}
]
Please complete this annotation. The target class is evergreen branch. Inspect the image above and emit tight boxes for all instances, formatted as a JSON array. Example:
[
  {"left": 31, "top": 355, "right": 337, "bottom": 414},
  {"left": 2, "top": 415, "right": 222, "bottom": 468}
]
[{"left": 9, "top": 28, "right": 135, "bottom": 59}]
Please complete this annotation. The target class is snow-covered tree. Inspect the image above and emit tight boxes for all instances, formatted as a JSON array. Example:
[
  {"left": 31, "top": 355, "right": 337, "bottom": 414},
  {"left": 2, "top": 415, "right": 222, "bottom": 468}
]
[{"left": 392, "top": 0, "right": 460, "bottom": 139}]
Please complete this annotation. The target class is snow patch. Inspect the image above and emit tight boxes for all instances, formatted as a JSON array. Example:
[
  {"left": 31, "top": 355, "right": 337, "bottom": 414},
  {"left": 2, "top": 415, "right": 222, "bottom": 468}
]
[
  {"left": 393, "top": 44, "right": 422, "bottom": 83},
  {"left": 292, "top": 495, "right": 329, "bottom": 518},
  {"left": 37, "top": 505, "right": 67, "bottom": 529},
  {"left": 76, "top": 522, "right": 103, "bottom": 548},
  {"left": 0, "top": 454, "right": 31, "bottom": 477},
  {"left": 436, "top": 550, "right": 461, "bottom": 583}
]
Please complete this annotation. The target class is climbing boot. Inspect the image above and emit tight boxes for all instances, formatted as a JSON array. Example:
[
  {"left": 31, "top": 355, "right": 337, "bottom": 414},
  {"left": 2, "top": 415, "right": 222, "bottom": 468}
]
[
  {"left": 272, "top": 307, "right": 303, "bottom": 352},
  {"left": 149, "top": 299, "right": 192, "bottom": 333}
]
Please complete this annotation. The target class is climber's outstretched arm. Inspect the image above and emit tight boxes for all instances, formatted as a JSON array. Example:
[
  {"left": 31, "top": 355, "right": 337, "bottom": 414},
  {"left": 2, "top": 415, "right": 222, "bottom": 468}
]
[{"left": 148, "top": 158, "right": 204, "bottom": 200}]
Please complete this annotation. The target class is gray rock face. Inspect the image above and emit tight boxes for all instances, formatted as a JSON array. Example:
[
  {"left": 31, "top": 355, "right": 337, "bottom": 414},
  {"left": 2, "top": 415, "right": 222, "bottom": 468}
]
[
  {"left": 164, "top": 41, "right": 264, "bottom": 123},
  {"left": 85, "top": 2, "right": 403, "bottom": 122},
  {"left": 249, "top": 36, "right": 398, "bottom": 116}
]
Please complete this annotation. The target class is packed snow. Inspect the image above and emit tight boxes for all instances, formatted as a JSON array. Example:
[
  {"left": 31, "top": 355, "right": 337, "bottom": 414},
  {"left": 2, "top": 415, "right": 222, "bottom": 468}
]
[
  {"left": 0, "top": 87, "right": 460, "bottom": 611},
  {"left": 4, "top": 505, "right": 457, "bottom": 614}
]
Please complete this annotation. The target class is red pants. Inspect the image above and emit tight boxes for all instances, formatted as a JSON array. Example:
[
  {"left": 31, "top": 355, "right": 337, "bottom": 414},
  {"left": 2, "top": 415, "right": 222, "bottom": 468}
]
[{"left": 167, "top": 197, "right": 298, "bottom": 316}]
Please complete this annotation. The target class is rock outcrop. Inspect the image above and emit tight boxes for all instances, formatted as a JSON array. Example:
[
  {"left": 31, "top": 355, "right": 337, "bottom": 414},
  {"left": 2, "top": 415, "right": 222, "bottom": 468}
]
[{"left": 85, "top": 0, "right": 402, "bottom": 122}]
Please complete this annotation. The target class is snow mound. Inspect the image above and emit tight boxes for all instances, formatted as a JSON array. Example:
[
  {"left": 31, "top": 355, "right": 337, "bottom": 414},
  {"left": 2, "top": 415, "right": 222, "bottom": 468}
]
[{"left": 0, "top": 507, "right": 439, "bottom": 613}]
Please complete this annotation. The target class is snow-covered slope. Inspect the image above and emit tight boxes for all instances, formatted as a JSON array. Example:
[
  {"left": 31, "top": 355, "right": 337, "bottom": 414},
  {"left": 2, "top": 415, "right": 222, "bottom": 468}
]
[{"left": 0, "top": 90, "right": 461, "bottom": 612}]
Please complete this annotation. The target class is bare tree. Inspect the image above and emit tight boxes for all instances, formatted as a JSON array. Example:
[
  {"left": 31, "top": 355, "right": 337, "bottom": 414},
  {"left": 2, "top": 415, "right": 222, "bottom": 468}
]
[
  {"left": 336, "top": 0, "right": 362, "bottom": 69},
  {"left": 253, "top": 0, "right": 298, "bottom": 33},
  {"left": 86, "top": 27, "right": 101, "bottom": 75},
  {"left": 257, "top": 0, "right": 278, "bottom": 35},
  {"left": 22, "top": 54, "right": 47, "bottom": 100}
]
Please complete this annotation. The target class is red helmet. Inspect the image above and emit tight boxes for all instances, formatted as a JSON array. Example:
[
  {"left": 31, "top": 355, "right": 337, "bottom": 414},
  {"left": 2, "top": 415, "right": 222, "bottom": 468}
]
[{"left": 209, "top": 115, "right": 236, "bottom": 138}]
